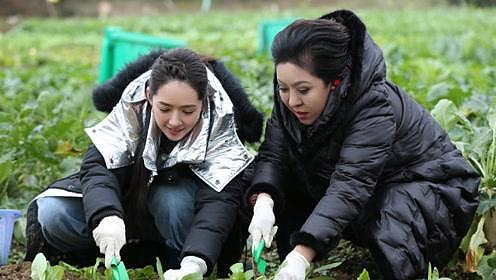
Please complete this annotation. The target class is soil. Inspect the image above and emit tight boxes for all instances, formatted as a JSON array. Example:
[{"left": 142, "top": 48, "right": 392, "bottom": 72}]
[
  {"left": 0, "top": 262, "right": 84, "bottom": 280},
  {"left": 0, "top": 262, "right": 31, "bottom": 280}
]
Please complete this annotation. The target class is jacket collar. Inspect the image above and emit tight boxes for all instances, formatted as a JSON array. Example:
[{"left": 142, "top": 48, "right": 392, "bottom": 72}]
[{"left": 85, "top": 67, "right": 253, "bottom": 192}]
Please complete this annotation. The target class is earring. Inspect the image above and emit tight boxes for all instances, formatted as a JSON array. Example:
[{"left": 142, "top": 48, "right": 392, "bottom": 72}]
[{"left": 330, "top": 79, "right": 341, "bottom": 91}]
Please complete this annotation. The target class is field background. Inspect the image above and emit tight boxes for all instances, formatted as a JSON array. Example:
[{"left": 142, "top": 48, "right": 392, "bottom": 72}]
[{"left": 1, "top": 1, "right": 495, "bottom": 279}]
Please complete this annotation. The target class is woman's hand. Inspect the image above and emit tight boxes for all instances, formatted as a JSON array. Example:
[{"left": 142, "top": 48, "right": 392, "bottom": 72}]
[
  {"left": 92, "top": 216, "right": 126, "bottom": 268},
  {"left": 163, "top": 256, "right": 207, "bottom": 280},
  {"left": 248, "top": 193, "right": 278, "bottom": 252},
  {"left": 274, "top": 246, "right": 314, "bottom": 280}
]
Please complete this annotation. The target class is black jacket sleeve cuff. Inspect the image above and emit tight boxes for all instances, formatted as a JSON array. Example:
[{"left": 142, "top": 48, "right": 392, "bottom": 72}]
[
  {"left": 290, "top": 231, "right": 333, "bottom": 262},
  {"left": 244, "top": 182, "right": 285, "bottom": 219},
  {"left": 89, "top": 208, "right": 123, "bottom": 231}
]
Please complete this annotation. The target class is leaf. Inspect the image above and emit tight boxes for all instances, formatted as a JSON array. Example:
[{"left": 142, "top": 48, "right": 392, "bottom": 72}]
[
  {"left": 244, "top": 269, "right": 254, "bottom": 280},
  {"left": 128, "top": 265, "right": 155, "bottom": 279},
  {"left": 59, "top": 157, "right": 82, "bottom": 176},
  {"left": 57, "top": 261, "right": 83, "bottom": 274},
  {"left": 22, "top": 174, "right": 38, "bottom": 188},
  {"left": 431, "top": 266, "right": 440, "bottom": 280},
  {"left": 488, "top": 255, "right": 496, "bottom": 268},
  {"left": 464, "top": 217, "right": 487, "bottom": 272},
  {"left": 427, "top": 82, "right": 452, "bottom": 103},
  {"left": 460, "top": 218, "right": 479, "bottom": 253},
  {"left": 477, "top": 253, "right": 496, "bottom": 279},
  {"left": 0, "top": 152, "right": 14, "bottom": 184},
  {"left": 156, "top": 257, "right": 165, "bottom": 280},
  {"left": 229, "top": 262, "right": 247, "bottom": 280},
  {"left": 45, "top": 265, "right": 64, "bottom": 280},
  {"left": 312, "top": 262, "right": 343, "bottom": 273},
  {"left": 31, "top": 253, "right": 48, "bottom": 280},
  {"left": 485, "top": 110, "right": 496, "bottom": 186},
  {"left": 431, "top": 99, "right": 472, "bottom": 138},
  {"left": 478, "top": 200, "right": 496, "bottom": 215},
  {"left": 55, "top": 141, "right": 79, "bottom": 156},
  {"left": 79, "top": 258, "right": 105, "bottom": 279},
  {"left": 357, "top": 268, "right": 370, "bottom": 280},
  {"left": 230, "top": 262, "right": 244, "bottom": 274}
]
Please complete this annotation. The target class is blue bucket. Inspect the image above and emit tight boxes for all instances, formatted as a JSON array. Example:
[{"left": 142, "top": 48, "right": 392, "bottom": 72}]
[{"left": 0, "top": 209, "right": 22, "bottom": 266}]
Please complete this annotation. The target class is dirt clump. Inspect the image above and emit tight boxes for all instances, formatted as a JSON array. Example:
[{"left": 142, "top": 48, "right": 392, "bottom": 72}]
[
  {"left": 0, "top": 262, "right": 31, "bottom": 280},
  {"left": 0, "top": 261, "right": 85, "bottom": 280}
]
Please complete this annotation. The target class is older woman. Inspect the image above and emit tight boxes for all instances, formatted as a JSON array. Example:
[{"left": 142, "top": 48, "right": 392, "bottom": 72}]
[{"left": 246, "top": 10, "right": 479, "bottom": 279}]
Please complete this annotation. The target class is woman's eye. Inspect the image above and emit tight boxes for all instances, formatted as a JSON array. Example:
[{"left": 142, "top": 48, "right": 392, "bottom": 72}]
[
  {"left": 159, "top": 108, "right": 170, "bottom": 112},
  {"left": 278, "top": 87, "right": 289, "bottom": 93},
  {"left": 298, "top": 88, "right": 309, "bottom": 95},
  {"left": 183, "top": 111, "right": 195, "bottom": 115}
]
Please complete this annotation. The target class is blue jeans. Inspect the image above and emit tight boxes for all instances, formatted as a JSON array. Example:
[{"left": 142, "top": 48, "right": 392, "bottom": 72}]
[{"left": 37, "top": 172, "right": 198, "bottom": 253}]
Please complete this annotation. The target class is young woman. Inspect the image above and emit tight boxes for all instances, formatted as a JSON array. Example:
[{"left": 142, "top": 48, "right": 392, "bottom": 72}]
[
  {"left": 25, "top": 48, "right": 263, "bottom": 278},
  {"left": 246, "top": 10, "right": 480, "bottom": 279}
]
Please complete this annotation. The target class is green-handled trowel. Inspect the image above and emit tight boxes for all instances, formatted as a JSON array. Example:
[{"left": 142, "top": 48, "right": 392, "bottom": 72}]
[
  {"left": 111, "top": 256, "right": 129, "bottom": 280},
  {"left": 252, "top": 240, "right": 267, "bottom": 275}
]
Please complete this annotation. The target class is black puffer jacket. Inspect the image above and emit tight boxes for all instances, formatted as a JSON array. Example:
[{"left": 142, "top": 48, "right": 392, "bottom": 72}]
[
  {"left": 83, "top": 53, "right": 262, "bottom": 273},
  {"left": 79, "top": 145, "right": 245, "bottom": 274},
  {"left": 247, "top": 9, "right": 479, "bottom": 266}
]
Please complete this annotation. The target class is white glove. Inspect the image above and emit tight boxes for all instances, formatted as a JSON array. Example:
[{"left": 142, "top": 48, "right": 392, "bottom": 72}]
[
  {"left": 92, "top": 215, "right": 126, "bottom": 268},
  {"left": 163, "top": 256, "right": 208, "bottom": 280},
  {"left": 248, "top": 194, "right": 278, "bottom": 253},
  {"left": 274, "top": 250, "right": 310, "bottom": 280}
]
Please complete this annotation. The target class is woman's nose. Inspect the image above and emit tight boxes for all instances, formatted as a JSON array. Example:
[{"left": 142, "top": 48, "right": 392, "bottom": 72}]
[
  {"left": 288, "top": 91, "right": 302, "bottom": 108},
  {"left": 168, "top": 112, "right": 182, "bottom": 127}
]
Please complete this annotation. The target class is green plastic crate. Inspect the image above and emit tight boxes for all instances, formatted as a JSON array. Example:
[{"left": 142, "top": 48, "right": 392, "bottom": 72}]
[
  {"left": 257, "top": 19, "right": 295, "bottom": 55},
  {"left": 98, "top": 27, "right": 187, "bottom": 83}
]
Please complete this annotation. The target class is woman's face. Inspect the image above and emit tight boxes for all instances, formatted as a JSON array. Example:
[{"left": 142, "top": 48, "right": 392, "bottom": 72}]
[
  {"left": 276, "top": 62, "right": 331, "bottom": 125},
  {"left": 149, "top": 80, "right": 203, "bottom": 142}
]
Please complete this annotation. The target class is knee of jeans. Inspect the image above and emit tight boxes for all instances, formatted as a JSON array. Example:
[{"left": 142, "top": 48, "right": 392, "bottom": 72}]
[
  {"left": 37, "top": 198, "right": 59, "bottom": 226},
  {"left": 149, "top": 188, "right": 195, "bottom": 247},
  {"left": 149, "top": 186, "right": 195, "bottom": 218},
  {"left": 153, "top": 196, "right": 195, "bottom": 223},
  {"left": 36, "top": 197, "right": 73, "bottom": 234}
]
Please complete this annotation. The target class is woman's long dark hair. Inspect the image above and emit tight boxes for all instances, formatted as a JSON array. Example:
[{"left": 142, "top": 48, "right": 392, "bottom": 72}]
[
  {"left": 271, "top": 19, "right": 351, "bottom": 85},
  {"left": 124, "top": 48, "right": 208, "bottom": 226}
]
